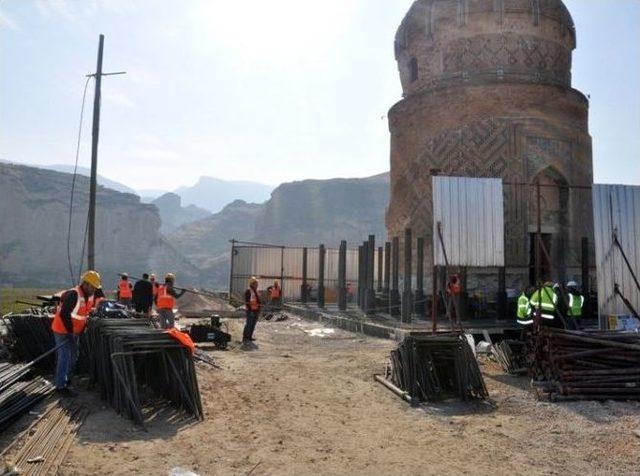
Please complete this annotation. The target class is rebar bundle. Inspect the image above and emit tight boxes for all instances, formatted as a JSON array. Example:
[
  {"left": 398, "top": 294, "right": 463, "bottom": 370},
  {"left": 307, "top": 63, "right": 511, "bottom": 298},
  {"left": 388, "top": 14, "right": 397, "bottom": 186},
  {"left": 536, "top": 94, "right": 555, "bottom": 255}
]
[
  {"left": 491, "top": 340, "right": 527, "bottom": 375},
  {"left": 3, "top": 309, "right": 56, "bottom": 371},
  {"left": 530, "top": 327, "right": 640, "bottom": 401},
  {"left": 2, "top": 402, "right": 87, "bottom": 475},
  {"left": 386, "top": 333, "right": 488, "bottom": 402},
  {"left": 84, "top": 319, "right": 203, "bottom": 425},
  {"left": 0, "top": 363, "right": 53, "bottom": 428}
]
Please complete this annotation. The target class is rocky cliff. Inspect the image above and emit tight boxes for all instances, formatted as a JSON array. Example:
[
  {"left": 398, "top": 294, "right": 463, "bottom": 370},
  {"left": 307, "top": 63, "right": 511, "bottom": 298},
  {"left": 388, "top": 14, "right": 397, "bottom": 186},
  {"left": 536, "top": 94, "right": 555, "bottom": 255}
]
[
  {"left": 0, "top": 163, "right": 200, "bottom": 288},
  {"left": 168, "top": 173, "right": 390, "bottom": 288},
  {"left": 152, "top": 192, "right": 211, "bottom": 234}
]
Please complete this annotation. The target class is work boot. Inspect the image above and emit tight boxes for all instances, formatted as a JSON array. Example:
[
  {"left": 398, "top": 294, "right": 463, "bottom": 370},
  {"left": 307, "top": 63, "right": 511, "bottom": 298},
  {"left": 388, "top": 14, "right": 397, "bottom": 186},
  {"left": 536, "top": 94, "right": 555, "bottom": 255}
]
[{"left": 55, "top": 387, "right": 78, "bottom": 398}]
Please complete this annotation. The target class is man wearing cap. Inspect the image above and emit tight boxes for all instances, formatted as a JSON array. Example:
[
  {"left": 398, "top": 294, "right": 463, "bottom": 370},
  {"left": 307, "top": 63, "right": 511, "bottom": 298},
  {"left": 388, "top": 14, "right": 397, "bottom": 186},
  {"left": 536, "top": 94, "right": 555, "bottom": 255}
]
[
  {"left": 243, "top": 277, "right": 261, "bottom": 344},
  {"left": 51, "top": 270, "right": 101, "bottom": 397}
]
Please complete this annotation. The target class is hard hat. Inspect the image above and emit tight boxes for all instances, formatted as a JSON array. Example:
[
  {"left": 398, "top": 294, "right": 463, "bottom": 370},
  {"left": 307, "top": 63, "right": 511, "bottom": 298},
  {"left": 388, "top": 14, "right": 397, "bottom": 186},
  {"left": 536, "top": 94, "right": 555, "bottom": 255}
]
[
  {"left": 165, "top": 273, "right": 176, "bottom": 282},
  {"left": 567, "top": 281, "right": 578, "bottom": 288},
  {"left": 249, "top": 276, "right": 258, "bottom": 285},
  {"left": 544, "top": 281, "right": 554, "bottom": 287},
  {"left": 121, "top": 272, "right": 128, "bottom": 278},
  {"left": 81, "top": 270, "right": 101, "bottom": 289},
  {"left": 150, "top": 273, "right": 156, "bottom": 279}
]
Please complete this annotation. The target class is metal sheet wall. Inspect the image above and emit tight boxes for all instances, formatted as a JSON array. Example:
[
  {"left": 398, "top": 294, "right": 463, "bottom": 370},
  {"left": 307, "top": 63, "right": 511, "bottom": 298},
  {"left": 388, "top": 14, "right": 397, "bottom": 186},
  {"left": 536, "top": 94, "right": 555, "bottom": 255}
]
[
  {"left": 432, "top": 176, "right": 505, "bottom": 267},
  {"left": 592, "top": 184, "right": 640, "bottom": 319},
  {"left": 230, "top": 244, "right": 364, "bottom": 301}
]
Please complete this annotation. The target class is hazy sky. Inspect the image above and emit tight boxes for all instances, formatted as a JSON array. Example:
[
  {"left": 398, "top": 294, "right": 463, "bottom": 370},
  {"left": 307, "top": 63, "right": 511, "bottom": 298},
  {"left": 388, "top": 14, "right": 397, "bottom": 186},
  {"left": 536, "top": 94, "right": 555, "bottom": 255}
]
[{"left": 1, "top": 0, "right": 639, "bottom": 191}]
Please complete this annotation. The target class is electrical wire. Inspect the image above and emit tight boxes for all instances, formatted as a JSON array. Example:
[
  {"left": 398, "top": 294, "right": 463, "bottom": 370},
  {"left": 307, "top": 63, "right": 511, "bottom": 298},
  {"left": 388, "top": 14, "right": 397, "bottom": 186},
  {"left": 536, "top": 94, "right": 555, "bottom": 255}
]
[{"left": 67, "top": 76, "right": 93, "bottom": 286}]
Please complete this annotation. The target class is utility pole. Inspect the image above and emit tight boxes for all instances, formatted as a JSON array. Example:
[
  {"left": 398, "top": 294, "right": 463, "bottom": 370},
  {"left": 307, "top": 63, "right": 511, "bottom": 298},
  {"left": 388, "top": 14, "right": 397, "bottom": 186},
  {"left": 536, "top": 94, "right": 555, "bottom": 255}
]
[
  {"left": 86, "top": 34, "right": 125, "bottom": 270},
  {"left": 87, "top": 34, "right": 104, "bottom": 270}
]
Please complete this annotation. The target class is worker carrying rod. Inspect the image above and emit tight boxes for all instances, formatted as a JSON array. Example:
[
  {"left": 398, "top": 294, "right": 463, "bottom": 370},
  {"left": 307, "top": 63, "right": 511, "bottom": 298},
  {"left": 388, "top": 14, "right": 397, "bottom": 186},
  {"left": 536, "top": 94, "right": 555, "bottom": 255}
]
[
  {"left": 156, "top": 273, "right": 186, "bottom": 329},
  {"left": 51, "top": 270, "right": 101, "bottom": 397}
]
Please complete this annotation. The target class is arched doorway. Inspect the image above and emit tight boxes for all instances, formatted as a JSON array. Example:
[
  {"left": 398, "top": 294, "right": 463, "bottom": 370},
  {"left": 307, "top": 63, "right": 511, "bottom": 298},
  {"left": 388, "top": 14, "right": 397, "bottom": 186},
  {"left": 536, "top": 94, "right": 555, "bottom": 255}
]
[{"left": 528, "top": 167, "right": 569, "bottom": 285}]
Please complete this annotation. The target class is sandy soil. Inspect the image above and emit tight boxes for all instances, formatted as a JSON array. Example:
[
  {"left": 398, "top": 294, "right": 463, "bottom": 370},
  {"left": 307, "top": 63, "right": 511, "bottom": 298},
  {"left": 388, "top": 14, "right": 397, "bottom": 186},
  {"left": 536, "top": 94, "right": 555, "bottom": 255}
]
[{"left": 7, "top": 312, "right": 640, "bottom": 475}]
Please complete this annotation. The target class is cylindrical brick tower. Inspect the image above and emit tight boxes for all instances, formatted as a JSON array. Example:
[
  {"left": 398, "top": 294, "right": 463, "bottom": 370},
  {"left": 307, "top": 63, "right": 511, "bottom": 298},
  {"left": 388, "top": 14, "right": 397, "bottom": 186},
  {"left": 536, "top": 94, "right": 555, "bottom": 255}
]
[{"left": 386, "top": 0, "right": 593, "bottom": 287}]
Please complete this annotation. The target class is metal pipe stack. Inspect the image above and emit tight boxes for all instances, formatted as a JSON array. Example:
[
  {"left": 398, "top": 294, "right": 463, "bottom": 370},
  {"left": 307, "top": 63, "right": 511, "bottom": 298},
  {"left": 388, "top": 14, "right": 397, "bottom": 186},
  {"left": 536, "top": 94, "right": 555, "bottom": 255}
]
[
  {"left": 0, "top": 362, "right": 53, "bottom": 428},
  {"left": 84, "top": 319, "right": 203, "bottom": 425},
  {"left": 386, "top": 333, "right": 488, "bottom": 402},
  {"left": 530, "top": 327, "right": 640, "bottom": 401},
  {"left": 3, "top": 309, "right": 56, "bottom": 371}
]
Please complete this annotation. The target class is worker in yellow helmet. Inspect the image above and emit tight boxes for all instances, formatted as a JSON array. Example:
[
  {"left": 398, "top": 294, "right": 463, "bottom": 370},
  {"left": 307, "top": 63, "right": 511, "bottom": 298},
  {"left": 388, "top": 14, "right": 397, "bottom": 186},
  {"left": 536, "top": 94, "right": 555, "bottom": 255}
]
[{"left": 51, "top": 270, "right": 101, "bottom": 397}]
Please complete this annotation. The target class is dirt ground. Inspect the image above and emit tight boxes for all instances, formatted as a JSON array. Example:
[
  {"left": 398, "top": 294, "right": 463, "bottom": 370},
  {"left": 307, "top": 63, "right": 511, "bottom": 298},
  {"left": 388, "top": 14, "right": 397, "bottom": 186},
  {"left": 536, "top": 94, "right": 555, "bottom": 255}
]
[{"left": 6, "top": 311, "right": 640, "bottom": 475}]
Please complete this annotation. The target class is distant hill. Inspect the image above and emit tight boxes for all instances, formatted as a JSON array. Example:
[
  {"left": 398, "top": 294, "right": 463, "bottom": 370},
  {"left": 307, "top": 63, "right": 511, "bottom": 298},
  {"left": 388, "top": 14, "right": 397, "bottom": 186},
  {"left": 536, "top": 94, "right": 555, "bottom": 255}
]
[
  {"left": 152, "top": 192, "right": 211, "bottom": 234},
  {"left": 0, "top": 163, "right": 200, "bottom": 288},
  {"left": 175, "top": 176, "right": 274, "bottom": 213},
  {"left": 168, "top": 173, "right": 389, "bottom": 289},
  {"left": 41, "top": 164, "right": 137, "bottom": 195}
]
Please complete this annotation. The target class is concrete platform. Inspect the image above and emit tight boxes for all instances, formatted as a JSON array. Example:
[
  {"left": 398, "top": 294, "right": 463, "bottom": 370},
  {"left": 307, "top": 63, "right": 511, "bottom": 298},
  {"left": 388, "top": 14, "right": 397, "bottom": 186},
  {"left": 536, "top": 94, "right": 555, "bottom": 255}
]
[{"left": 284, "top": 303, "right": 525, "bottom": 341}]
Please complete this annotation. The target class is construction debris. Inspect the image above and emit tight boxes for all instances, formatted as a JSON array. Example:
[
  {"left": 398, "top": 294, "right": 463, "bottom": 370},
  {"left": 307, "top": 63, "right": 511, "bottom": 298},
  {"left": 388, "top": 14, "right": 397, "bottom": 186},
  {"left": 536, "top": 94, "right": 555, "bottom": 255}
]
[
  {"left": 379, "top": 333, "right": 488, "bottom": 403},
  {"left": 84, "top": 318, "right": 203, "bottom": 426},
  {"left": 530, "top": 327, "right": 640, "bottom": 401},
  {"left": 2, "top": 402, "right": 87, "bottom": 475},
  {"left": 491, "top": 340, "right": 527, "bottom": 375}
]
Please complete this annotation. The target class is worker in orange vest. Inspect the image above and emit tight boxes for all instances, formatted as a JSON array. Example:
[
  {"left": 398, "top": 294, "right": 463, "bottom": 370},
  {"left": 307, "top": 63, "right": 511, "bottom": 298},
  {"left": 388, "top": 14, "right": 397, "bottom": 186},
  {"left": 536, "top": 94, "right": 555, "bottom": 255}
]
[
  {"left": 117, "top": 273, "right": 133, "bottom": 308},
  {"left": 267, "top": 280, "right": 282, "bottom": 310},
  {"left": 156, "top": 273, "right": 186, "bottom": 329},
  {"left": 52, "top": 270, "right": 101, "bottom": 397},
  {"left": 243, "top": 277, "right": 261, "bottom": 344}
]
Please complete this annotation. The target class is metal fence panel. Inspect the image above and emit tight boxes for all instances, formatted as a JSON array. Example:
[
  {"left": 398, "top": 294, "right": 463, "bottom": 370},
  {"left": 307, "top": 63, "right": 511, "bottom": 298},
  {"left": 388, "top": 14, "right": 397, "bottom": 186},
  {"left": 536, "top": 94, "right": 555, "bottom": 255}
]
[
  {"left": 229, "top": 242, "right": 374, "bottom": 302},
  {"left": 593, "top": 184, "right": 640, "bottom": 319},
  {"left": 432, "top": 176, "right": 505, "bottom": 267}
]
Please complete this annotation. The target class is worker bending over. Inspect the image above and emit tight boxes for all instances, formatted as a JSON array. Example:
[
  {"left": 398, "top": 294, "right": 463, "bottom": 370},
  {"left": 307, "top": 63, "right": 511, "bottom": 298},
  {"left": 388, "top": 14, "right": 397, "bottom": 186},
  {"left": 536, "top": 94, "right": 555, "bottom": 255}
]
[
  {"left": 117, "top": 273, "right": 133, "bottom": 308},
  {"left": 156, "top": 273, "right": 186, "bottom": 329},
  {"left": 52, "top": 270, "right": 101, "bottom": 397},
  {"left": 529, "top": 281, "right": 559, "bottom": 326},
  {"left": 243, "top": 277, "right": 261, "bottom": 344},
  {"left": 267, "top": 280, "right": 282, "bottom": 310}
]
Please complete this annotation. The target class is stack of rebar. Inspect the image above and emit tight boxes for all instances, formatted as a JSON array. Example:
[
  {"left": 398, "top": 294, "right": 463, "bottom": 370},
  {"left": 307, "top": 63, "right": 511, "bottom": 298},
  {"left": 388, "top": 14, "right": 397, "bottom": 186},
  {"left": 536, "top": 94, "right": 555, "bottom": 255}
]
[
  {"left": 491, "top": 340, "right": 527, "bottom": 375},
  {"left": 0, "top": 362, "right": 53, "bottom": 427},
  {"left": 2, "top": 402, "right": 87, "bottom": 475},
  {"left": 530, "top": 327, "right": 640, "bottom": 401},
  {"left": 84, "top": 319, "right": 203, "bottom": 425},
  {"left": 3, "top": 309, "right": 56, "bottom": 371},
  {"left": 386, "top": 333, "right": 488, "bottom": 402}
]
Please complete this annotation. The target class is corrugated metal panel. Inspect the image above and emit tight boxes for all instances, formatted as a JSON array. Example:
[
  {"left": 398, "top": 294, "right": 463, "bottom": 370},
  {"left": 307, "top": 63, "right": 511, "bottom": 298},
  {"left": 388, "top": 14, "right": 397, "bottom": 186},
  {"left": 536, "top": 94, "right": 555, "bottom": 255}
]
[
  {"left": 432, "top": 176, "right": 504, "bottom": 267},
  {"left": 593, "top": 184, "right": 640, "bottom": 318},
  {"left": 229, "top": 244, "right": 365, "bottom": 301}
]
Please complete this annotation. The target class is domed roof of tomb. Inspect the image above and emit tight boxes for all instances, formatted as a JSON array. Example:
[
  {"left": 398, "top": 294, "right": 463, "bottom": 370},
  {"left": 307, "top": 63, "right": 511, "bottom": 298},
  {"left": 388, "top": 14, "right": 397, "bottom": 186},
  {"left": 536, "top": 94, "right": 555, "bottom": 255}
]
[{"left": 395, "top": 0, "right": 576, "bottom": 96}]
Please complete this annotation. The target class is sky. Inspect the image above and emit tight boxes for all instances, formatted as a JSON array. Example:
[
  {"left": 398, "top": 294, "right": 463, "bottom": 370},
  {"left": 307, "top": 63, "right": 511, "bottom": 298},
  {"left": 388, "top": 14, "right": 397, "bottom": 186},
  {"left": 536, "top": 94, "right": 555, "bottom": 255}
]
[{"left": 1, "top": 0, "right": 639, "bottom": 192}]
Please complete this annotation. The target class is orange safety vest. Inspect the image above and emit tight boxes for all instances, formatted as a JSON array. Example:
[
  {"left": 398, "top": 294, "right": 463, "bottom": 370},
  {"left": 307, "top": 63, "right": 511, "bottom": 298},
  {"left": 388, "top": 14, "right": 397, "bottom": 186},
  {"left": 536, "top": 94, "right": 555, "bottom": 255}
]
[
  {"left": 51, "top": 286, "right": 95, "bottom": 335},
  {"left": 270, "top": 285, "right": 281, "bottom": 299},
  {"left": 157, "top": 284, "right": 175, "bottom": 310},
  {"left": 248, "top": 288, "right": 260, "bottom": 311},
  {"left": 119, "top": 280, "right": 133, "bottom": 299}
]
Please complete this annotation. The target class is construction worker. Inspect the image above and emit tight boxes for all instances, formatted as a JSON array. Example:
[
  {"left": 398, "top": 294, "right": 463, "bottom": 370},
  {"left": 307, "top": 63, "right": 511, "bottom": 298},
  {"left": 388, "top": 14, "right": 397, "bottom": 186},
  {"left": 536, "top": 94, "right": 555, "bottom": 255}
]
[
  {"left": 529, "top": 281, "right": 558, "bottom": 324},
  {"left": 156, "top": 273, "right": 186, "bottom": 329},
  {"left": 566, "top": 280, "right": 584, "bottom": 320},
  {"left": 133, "top": 273, "right": 154, "bottom": 314},
  {"left": 51, "top": 270, "right": 101, "bottom": 397},
  {"left": 516, "top": 288, "right": 533, "bottom": 326},
  {"left": 243, "top": 277, "right": 261, "bottom": 344},
  {"left": 150, "top": 273, "right": 159, "bottom": 307},
  {"left": 267, "top": 280, "right": 282, "bottom": 310},
  {"left": 117, "top": 273, "right": 133, "bottom": 308}
]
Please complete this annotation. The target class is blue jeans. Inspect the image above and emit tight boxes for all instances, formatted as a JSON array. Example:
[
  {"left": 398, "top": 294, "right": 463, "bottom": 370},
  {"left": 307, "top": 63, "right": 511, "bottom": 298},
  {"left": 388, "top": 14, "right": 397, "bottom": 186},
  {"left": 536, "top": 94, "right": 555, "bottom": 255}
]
[
  {"left": 243, "top": 311, "right": 259, "bottom": 341},
  {"left": 54, "top": 333, "right": 78, "bottom": 389}
]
